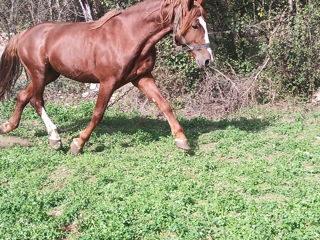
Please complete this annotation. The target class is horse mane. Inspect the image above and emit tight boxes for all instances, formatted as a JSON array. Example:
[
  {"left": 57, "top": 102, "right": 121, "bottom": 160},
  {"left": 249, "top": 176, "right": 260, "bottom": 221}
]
[
  {"left": 90, "top": 10, "right": 122, "bottom": 30},
  {"left": 90, "top": 1, "right": 204, "bottom": 32},
  {"left": 160, "top": 0, "right": 205, "bottom": 35}
]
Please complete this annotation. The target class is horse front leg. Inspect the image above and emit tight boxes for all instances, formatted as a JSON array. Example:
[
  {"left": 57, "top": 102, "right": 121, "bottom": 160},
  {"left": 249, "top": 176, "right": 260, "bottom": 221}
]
[
  {"left": 133, "top": 73, "right": 190, "bottom": 151},
  {"left": 70, "top": 83, "right": 113, "bottom": 155}
]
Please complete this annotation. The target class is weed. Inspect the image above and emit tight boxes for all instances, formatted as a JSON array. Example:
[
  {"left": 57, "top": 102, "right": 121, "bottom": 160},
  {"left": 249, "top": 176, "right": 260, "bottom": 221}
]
[{"left": 1, "top": 103, "right": 320, "bottom": 239}]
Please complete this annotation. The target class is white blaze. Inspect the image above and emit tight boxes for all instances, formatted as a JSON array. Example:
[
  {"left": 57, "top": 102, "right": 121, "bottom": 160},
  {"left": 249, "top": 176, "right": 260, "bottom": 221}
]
[
  {"left": 198, "top": 16, "right": 214, "bottom": 61},
  {"left": 41, "top": 107, "right": 60, "bottom": 140}
]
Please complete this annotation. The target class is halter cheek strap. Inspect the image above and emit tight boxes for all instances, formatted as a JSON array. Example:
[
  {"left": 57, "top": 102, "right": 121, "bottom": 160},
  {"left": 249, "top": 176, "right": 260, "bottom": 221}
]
[{"left": 172, "top": 5, "right": 211, "bottom": 52}]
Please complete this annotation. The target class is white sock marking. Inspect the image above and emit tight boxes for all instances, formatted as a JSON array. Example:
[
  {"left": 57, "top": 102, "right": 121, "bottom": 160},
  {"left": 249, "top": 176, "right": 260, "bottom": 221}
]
[
  {"left": 73, "top": 139, "right": 81, "bottom": 149},
  {"left": 198, "top": 16, "right": 214, "bottom": 61},
  {"left": 41, "top": 107, "right": 60, "bottom": 140}
]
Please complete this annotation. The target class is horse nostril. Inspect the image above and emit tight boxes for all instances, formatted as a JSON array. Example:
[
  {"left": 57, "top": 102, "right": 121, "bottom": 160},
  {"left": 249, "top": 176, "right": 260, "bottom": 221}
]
[{"left": 205, "top": 59, "right": 211, "bottom": 67}]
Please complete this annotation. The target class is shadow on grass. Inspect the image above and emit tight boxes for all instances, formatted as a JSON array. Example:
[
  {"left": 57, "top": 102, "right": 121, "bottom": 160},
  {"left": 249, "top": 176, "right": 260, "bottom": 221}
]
[
  {"left": 182, "top": 117, "right": 270, "bottom": 155},
  {"left": 34, "top": 114, "right": 270, "bottom": 153}
]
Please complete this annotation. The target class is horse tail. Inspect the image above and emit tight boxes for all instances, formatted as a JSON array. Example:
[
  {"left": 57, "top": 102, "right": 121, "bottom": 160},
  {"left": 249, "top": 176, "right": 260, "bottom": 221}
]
[{"left": 0, "top": 34, "right": 23, "bottom": 101}]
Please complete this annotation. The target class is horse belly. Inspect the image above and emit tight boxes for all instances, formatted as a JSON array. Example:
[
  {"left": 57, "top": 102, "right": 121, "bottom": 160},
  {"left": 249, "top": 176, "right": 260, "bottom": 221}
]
[
  {"left": 46, "top": 26, "right": 99, "bottom": 83},
  {"left": 50, "top": 57, "right": 98, "bottom": 83}
]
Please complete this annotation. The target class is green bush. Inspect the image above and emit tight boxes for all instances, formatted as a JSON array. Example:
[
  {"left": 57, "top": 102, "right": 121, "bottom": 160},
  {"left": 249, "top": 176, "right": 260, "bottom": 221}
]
[
  {"left": 268, "top": 3, "right": 320, "bottom": 98},
  {"left": 2, "top": 0, "right": 320, "bottom": 104},
  {"left": 101, "top": 0, "right": 141, "bottom": 10},
  {"left": 205, "top": 1, "right": 320, "bottom": 101},
  {"left": 155, "top": 37, "right": 202, "bottom": 94}
]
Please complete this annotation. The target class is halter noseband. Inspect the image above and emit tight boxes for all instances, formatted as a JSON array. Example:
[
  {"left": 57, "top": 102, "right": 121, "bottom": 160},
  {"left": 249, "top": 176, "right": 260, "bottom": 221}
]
[{"left": 173, "top": 5, "right": 211, "bottom": 52}]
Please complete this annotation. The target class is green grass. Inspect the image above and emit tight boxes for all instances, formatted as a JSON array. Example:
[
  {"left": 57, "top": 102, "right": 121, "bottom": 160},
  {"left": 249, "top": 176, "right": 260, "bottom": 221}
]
[{"left": 1, "top": 102, "right": 320, "bottom": 239}]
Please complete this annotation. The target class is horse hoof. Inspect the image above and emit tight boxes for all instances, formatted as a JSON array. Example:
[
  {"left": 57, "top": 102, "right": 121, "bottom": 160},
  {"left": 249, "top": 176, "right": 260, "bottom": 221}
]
[
  {"left": 0, "top": 122, "right": 9, "bottom": 134},
  {"left": 70, "top": 139, "right": 83, "bottom": 155},
  {"left": 49, "top": 139, "right": 62, "bottom": 150},
  {"left": 175, "top": 139, "right": 191, "bottom": 151},
  {"left": 0, "top": 125, "right": 6, "bottom": 134}
]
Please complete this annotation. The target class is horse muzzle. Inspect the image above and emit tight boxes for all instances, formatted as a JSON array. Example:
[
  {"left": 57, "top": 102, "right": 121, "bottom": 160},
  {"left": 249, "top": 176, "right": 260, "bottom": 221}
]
[{"left": 193, "top": 50, "right": 214, "bottom": 68}]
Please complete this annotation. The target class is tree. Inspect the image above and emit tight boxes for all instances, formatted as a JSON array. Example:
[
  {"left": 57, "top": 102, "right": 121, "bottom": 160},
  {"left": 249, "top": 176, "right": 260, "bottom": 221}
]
[{"left": 78, "top": 0, "right": 93, "bottom": 22}]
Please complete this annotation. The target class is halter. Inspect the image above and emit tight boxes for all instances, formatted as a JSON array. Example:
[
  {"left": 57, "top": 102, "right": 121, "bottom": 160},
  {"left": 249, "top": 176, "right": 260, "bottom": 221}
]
[{"left": 173, "top": 5, "right": 211, "bottom": 52}]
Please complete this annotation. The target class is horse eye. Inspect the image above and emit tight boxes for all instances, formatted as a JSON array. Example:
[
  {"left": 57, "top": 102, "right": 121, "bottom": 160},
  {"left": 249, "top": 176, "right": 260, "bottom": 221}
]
[{"left": 192, "top": 25, "right": 200, "bottom": 30}]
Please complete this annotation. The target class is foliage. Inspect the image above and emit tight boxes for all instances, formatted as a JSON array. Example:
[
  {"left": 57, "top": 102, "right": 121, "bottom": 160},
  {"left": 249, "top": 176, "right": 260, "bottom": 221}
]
[
  {"left": 1, "top": 0, "right": 320, "bottom": 105},
  {"left": 0, "top": 0, "right": 80, "bottom": 34},
  {"left": 100, "top": 0, "right": 141, "bottom": 10},
  {"left": 204, "top": 0, "right": 319, "bottom": 101},
  {"left": 268, "top": 2, "right": 320, "bottom": 98},
  {"left": 1, "top": 103, "right": 320, "bottom": 238},
  {"left": 155, "top": 36, "right": 202, "bottom": 98}
]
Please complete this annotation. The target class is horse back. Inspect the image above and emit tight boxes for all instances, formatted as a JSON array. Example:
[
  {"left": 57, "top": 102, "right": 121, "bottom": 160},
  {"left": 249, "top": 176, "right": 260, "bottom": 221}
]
[
  {"left": 15, "top": 13, "right": 157, "bottom": 85},
  {"left": 17, "top": 21, "right": 106, "bottom": 82}
]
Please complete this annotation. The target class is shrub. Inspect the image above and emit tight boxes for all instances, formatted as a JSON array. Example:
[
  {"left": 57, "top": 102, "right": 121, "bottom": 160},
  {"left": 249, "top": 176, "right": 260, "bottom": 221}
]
[{"left": 267, "top": 3, "right": 320, "bottom": 98}]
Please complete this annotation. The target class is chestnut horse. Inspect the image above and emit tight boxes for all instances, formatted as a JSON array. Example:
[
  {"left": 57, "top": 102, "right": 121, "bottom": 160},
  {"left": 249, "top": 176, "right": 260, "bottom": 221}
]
[{"left": 0, "top": 0, "right": 213, "bottom": 154}]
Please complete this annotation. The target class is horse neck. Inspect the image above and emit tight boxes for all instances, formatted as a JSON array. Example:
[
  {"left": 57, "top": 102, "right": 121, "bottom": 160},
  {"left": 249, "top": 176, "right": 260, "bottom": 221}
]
[{"left": 124, "top": 0, "right": 175, "bottom": 46}]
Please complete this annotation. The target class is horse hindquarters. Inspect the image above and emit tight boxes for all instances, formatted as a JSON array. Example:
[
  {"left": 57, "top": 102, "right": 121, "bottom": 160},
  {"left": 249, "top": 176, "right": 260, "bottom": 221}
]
[
  {"left": 0, "top": 35, "right": 23, "bottom": 102},
  {"left": 0, "top": 28, "right": 62, "bottom": 150},
  {"left": 0, "top": 35, "right": 25, "bottom": 134}
]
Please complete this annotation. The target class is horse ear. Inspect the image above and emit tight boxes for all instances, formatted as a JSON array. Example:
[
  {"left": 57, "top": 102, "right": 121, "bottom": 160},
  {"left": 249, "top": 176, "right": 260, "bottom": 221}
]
[{"left": 187, "top": 0, "right": 194, "bottom": 11}]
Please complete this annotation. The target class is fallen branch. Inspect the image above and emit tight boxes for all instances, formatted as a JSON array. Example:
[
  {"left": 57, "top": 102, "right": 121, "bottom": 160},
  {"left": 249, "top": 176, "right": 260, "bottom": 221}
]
[
  {"left": 211, "top": 67, "right": 240, "bottom": 95},
  {"left": 108, "top": 86, "right": 135, "bottom": 108}
]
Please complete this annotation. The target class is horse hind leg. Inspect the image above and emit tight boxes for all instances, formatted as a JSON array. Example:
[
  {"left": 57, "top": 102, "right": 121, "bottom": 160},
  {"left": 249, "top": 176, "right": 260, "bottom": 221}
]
[
  {"left": 0, "top": 82, "right": 34, "bottom": 134},
  {"left": 40, "top": 106, "right": 61, "bottom": 150},
  {"left": 1, "top": 68, "right": 62, "bottom": 150},
  {"left": 32, "top": 69, "right": 62, "bottom": 150},
  {"left": 28, "top": 68, "right": 62, "bottom": 150}
]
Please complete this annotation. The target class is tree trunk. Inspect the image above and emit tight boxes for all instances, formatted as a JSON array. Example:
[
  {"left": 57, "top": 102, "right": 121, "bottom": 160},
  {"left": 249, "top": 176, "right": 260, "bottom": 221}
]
[
  {"left": 78, "top": 0, "right": 93, "bottom": 22},
  {"left": 47, "top": 0, "right": 53, "bottom": 21},
  {"left": 77, "top": 0, "right": 99, "bottom": 92},
  {"left": 288, "top": 0, "right": 293, "bottom": 12}
]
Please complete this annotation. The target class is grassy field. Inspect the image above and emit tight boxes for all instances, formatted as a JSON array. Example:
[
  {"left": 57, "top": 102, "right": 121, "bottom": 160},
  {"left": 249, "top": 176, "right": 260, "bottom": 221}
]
[{"left": 1, "top": 101, "right": 320, "bottom": 239}]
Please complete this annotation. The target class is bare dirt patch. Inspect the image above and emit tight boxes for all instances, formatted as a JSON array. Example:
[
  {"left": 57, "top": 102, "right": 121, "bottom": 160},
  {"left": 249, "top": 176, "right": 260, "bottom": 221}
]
[
  {"left": 257, "top": 193, "right": 285, "bottom": 203},
  {"left": 60, "top": 222, "right": 81, "bottom": 240},
  {"left": 86, "top": 175, "right": 97, "bottom": 184},
  {"left": 305, "top": 164, "right": 317, "bottom": 173},
  {"left": 160, "top": 230, "right": 178, "bottom": 239},
  {"left": 199, "top": 142, "right": 217, "bottom": 155},
  {"left": 183, "top": 167, "right": 198, "bottom": 179},
  {"left": 46, "top": 168, "right": 73, "bottom": 190},
  {"left": 222, "top": 156, "right": 241, "bottom": 163},
  {"left": 47, "top": 205, "right": 64, "bottom": 217},
  {"left": 0, "top": 135, "right": 31, "bottom": 148}
]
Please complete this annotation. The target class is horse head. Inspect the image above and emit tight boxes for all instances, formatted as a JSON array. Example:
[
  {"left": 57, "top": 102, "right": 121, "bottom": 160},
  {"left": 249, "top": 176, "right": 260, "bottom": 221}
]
[{"left": 173, "top": 0, "right": 214, "bottom": 68}]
